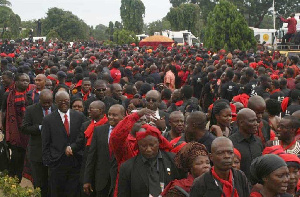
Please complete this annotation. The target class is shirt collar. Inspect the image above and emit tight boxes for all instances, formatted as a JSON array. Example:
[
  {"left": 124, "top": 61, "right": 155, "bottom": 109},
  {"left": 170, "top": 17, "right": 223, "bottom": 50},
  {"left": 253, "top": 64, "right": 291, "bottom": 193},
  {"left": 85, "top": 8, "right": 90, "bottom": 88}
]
[{"left": 58, "top": 109, "right": 70, "bottom": 118}]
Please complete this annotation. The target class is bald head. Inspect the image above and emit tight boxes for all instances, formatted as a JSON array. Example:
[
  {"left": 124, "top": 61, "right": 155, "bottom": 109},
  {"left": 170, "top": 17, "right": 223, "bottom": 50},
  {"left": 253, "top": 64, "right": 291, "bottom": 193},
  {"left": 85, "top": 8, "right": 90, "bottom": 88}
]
[
  {"left": 248, "top": 96, "right": 265, "bottom": 110},
  {"left": 146, "top": 90, "right": 161, "bottom": 100},
  {"left": 40, "top": 89, "right": 53, "bottom": 99},
  {"left": 187, "top": 111, "right": 207, "bottom": 129},
  {"left": 170, "top": 111, "right": 184, "bottom": 120},
  {"left": 90, "top": 100, "right": 105, "bottom": 112},
  {"left": 292, "top": 110, "right": 300, "bottom": 119},
  {"left": 237, "top": 108, "right": 256, "bottom": 122},
  {"left": 211, "top": 137, "right": 233, "bottom": 153}
]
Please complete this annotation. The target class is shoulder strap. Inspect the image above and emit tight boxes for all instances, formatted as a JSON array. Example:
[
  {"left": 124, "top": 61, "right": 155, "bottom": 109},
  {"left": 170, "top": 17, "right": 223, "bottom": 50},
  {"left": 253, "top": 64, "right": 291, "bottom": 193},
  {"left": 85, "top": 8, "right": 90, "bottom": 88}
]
[{"left": 174, "top": 185, "right": 190, "bottom": 197}]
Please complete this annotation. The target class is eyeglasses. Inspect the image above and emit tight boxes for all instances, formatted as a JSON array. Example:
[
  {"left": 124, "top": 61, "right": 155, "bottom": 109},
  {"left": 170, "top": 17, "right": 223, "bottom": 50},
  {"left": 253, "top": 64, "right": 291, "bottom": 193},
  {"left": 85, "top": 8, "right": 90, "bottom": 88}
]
[
  {"left": 146, "top": 98, "right": 158, "bottom": 102},
  {"left": 94, "top": 88, "right": 106, "bottom": 92}
]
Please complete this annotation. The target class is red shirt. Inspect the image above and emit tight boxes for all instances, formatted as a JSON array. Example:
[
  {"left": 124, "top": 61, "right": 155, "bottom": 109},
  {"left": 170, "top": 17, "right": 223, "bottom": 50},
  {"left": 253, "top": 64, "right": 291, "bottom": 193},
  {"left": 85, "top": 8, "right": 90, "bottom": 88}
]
[
  {"left": 280, "top": 17, "right": 297, "bottom": 34},
  {"left": 110, "top": 68, "right": 121, "bottom": 83}
]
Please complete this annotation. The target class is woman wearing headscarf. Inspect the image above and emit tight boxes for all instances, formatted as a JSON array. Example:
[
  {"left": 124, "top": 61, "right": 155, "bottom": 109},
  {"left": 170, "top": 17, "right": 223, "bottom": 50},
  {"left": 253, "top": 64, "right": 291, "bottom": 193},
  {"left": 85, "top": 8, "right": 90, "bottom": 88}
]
[
  {"left": 250, "top": 154, "right": 291, "bottom": 197},
  {"left": 161, "top": 142, "right": 211, "bottom": 197},
  {"left": 209, "top": 101, "right": 233, "bottom": 137},
  {"left": 279, "top": 154, "right": 300, "bottom": 196},
  {"left": 118, "top": 124, "right": 182, "bottom": 197}
]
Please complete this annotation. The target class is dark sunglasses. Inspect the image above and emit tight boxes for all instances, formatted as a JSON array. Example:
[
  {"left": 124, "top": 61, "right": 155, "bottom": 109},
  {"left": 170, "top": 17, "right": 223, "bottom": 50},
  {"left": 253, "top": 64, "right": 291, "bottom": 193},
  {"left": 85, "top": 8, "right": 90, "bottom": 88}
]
[
  {"left": 146, "top": 98, "right": 157, "bottom": 102},
  {"left": 94, "top": 88, "right": 106, "bottom": 92}
]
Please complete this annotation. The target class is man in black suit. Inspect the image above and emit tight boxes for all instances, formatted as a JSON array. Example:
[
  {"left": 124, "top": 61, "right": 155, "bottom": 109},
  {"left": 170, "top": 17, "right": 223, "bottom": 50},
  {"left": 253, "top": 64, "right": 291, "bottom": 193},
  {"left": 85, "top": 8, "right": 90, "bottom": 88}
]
[
  {"left": 83, "top": 104, "right": 125, "bottom": 197},
  {"left": 22, "top": 89, "right": 55, "bottom": 197},
  {"left": 84, "top": 80, "right": 118, "bottom": 115},
  {"left": 42, "top": 91, "right": 85, "bottom": 197}
]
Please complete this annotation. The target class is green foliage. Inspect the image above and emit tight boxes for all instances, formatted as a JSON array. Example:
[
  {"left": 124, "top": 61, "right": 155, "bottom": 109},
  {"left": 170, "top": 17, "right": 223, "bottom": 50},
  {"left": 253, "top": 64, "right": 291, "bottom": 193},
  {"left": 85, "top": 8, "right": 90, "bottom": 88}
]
[
  {"left": 0, "top": 171, "right": 41, "bottom": 197},
  {"left": 92, "top": 24, "right": 109, "bottom": 41},
  {"left": 0, "top": 6, "right": 21, "bottom": 39},
  {"left": 146, "top": 18, "right": 171, "bottom": 35},
  {"left": 204, "top": 0, "right": 256, "bottom": 51},
  {"left": 166, "top": 3, "right": 200, "bottom": 34},
  {"left": 113, "top": 29, "right": 138, "bottom": 45},
  {"left": 120, "top": 0, "right": 145, "bottom": 34},
  {"left": 19, "top": 28, "right": 31, "bottom": 39},
  {"left": 0, "top": 0, "right": 11, "bottom": 6},
  {"left": 42, "top": 7, "right": 89, "bottom": 41},
  {"left": 46, "top": 29, "right": 60, "bottom": 41}
]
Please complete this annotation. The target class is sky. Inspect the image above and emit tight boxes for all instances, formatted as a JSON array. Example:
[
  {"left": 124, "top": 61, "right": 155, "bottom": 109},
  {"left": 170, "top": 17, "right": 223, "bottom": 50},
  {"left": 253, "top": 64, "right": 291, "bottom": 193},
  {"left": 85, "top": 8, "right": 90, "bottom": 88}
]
[{"left": 9, "top": 0, "right": 172, "bottom": 27}]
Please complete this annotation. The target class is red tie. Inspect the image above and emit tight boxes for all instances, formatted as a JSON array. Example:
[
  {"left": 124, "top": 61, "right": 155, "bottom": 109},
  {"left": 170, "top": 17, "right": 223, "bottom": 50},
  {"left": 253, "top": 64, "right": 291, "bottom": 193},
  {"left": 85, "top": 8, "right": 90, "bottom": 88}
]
[
  {"left": 64, "top": 114, "right": 69, "bottom": 136},
  {"left": 45, "top": 110, "right": 48, "bottom": 116}
]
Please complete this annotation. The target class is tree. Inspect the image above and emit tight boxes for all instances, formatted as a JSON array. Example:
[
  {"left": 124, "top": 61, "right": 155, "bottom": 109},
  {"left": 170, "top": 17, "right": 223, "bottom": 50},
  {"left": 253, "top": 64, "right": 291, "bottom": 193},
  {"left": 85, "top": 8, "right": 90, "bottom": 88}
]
[
  {"left": 42, "top": 7, "right": 89, "bottom": 41},
  {"left": 93, "top": 24, "right": 109, "bottom": 41},
  {"left": 146, "top": 18, "right": 171, "bottom": 35},
  {"left": 113, "top": 29, "right": 138, "bottom": 45},
  {"left": 0, "top": 6, "right": 21, "bottom": 39},
  {"left": 120, "top": 0, "right": 145, "bottom": 34},
  {"left": 166, "top": 3, "right": 200, "bottom": 34},
  {"left": 0, "top": 0, "right": 11, "bottom": 6},
  {"left": 204, "top": 0, "right": 256, "bottom": 51}
]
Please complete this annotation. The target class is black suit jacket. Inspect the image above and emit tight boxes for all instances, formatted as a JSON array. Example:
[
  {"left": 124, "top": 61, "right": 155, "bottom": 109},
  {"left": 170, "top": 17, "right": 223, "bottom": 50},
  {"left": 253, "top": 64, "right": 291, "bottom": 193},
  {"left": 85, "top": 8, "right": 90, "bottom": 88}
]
[
  {"left": 84, "top": 95, "right": 118, "bottom": 116},
  {"left": 118, "top": 151, "right": 181, "bottom": 197},
  {"left": 41, "top": 109, "right": 85, "bottom": 167},
  {"left": 84, "top": 124, "right": 113, "bottom": 192},
  {"left": 21, "top": 103, "right": 56, "bottom": 162}
]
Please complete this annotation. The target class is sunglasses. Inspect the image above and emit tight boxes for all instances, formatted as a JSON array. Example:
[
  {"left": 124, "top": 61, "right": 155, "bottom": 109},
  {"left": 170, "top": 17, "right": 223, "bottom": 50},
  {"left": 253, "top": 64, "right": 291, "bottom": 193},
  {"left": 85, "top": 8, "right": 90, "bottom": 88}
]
[
  {"left": 146, "top": 98, "right": 158, "bottom": 102},
  {"left": 94, "top": 88, "right": 106, "bottom": 92}
]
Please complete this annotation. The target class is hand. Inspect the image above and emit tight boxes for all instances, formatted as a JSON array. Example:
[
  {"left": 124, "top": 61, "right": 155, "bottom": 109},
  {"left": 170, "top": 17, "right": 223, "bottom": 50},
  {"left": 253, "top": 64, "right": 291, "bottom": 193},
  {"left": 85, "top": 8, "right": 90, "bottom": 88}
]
[
  {"left": 83, "top": 183, "right": 93, "bottom": 195},
  {"left": 153, "top": 117, "right": 166, "bottom": 132},
  {"left": 65, "top": 146, "right": 73, "bottom": 156},
  {"left": 210, "top": 125, "right": 223, "bottom": 137},
  {"left": 137, "top": 108, "right": 155, "bottom": 117}
]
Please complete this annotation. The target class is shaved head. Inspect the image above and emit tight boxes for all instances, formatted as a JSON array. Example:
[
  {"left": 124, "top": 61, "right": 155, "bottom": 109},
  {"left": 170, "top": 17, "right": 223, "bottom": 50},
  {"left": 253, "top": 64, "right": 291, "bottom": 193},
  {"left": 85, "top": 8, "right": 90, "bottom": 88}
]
[
  {"left": 248, "top": 95, "right": 265, "bottom": 110},
  {"left": 237, "top": 108, "right": 256, "bottom": 122},
  {"left": 211, "top": 137, "right": 233, "bottom": 153},
  {"left": 292, "top": 110, "right": 300, "bottom": 119}
]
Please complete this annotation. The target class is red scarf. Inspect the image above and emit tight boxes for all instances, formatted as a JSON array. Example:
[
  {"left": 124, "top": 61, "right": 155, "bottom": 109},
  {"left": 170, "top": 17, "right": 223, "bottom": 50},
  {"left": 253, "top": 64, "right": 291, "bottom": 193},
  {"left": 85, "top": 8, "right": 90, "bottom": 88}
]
[
  {"left": 124, "top": 93, "right": 134, "bottom": 99},
  {"left": 271, "top": 89, "right": 280, "bottom": 94},
  {"left": 6, "top": 88, "right": 29, "bottom": 149},
  {"left": 233, "top": 93, "right": 249, "bottom": 107},
  {"left": 175, "top": 100, "right": 184, "bottom": 106},
  {"left": 211, "top": 167, "right": 239, "bottom": 197},
  {"left": 84, "top": 115, "right": 108, "bottom": 146},
  {"left": 280, "top": 139, "right": 297, "bottom": 151},
  {"left": 81, "top": 89, "right": 91, "bottom": 101}
]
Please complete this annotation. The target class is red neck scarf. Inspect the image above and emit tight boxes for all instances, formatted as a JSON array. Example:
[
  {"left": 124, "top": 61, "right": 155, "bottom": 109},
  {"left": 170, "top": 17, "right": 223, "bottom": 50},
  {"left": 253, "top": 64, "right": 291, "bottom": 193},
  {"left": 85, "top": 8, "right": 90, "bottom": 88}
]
[
  {"left": 280, "top": 139, "right": 297, "bottom": 151},
  {"left": 211, "top": 167, "right": 239, "bottom": 197},
  {"left": 175, "top": 100, "right": 184, "bottom": 106},
  {"left": 84, "top": 115, "right": 108, "bottom": 146},
  {"left": 271, "top": 89, "right": 280, "bottom": 94},
  {"left": 81, "top": 89, "right": 91, "bottom": 101},
  {"left": 124, "top": 93, "right": 134, "bottom": 99}
]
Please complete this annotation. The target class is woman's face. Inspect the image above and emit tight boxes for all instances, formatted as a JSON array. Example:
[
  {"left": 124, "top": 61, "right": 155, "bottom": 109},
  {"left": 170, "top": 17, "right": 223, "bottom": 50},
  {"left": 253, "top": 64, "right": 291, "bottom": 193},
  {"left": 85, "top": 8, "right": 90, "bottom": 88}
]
[
  {"left": 216, "top": 108, "right": 232, "bottom": 128},
  {"left": 265, "top": 166, "right": 290, "bottom": 195},
  {"left": 287, "top": 166, "right": 299, "bottom": 193},
  {"left": 72, "top": 100, "right": 84, "bottom": 112},
  {"left": 190, "top": 155, "right": 211, "bottom": 178},
  {"left": 232, "top": 155, "right": 241, "bottom": 170}
]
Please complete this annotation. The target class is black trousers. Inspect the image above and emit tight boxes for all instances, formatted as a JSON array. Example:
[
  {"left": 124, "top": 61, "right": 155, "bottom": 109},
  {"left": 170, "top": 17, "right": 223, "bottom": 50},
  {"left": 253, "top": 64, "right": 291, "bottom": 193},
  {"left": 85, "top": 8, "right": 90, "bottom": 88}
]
[
  {"left": 30, "top": 160, "right": 48, "bottom": 197},
  {"left": 8, "top": 143, "right": 26, "bottom": 182},
  {"left": 48, "top": 156, "right": 81, "bottom": 197},
  {"left": 282, "top": 33, "right": 293, "bottom": 44}
]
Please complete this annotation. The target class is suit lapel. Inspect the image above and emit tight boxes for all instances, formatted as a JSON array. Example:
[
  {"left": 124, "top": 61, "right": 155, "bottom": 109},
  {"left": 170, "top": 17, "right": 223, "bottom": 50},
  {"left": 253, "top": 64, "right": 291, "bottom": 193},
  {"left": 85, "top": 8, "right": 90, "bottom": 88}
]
[
  {"left": 102, "top": 124, "right": 110, "bottom": 153},
  {"left": 70, "top": 110, "right": 76, "bottom": 140},
  {"left": 136, "top": 154, "right": 149, "bottom": 187},
  {"left": 36, "top": 103, "right": 44, "bottom": 118}
]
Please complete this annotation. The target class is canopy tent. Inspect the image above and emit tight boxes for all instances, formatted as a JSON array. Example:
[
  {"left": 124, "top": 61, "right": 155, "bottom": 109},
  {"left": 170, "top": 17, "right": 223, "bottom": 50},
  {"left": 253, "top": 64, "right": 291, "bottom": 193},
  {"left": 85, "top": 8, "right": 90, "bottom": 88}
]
[{"left": 139, "top": 35, "right": 174, "bottom": 49}]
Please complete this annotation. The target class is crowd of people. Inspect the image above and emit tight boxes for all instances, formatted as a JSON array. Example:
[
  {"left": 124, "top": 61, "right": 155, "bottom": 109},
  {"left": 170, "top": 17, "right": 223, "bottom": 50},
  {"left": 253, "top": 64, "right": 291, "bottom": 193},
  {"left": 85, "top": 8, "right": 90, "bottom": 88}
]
[{"left": 0, "top": 37, "right": 299, "bottom": 197}]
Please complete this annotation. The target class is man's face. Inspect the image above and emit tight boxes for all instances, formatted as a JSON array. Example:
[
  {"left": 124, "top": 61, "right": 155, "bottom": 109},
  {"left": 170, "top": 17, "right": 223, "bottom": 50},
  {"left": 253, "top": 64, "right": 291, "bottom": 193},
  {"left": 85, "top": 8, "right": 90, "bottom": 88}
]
[
  {"left": 184, "top": 116, "right": 196, "bottom": 142},
  {"left": 252, "top": 104, "right": 266, "bottom": 124},
  {"left": 108, "top": 106, "right": 124, "bottom": 127},
  {"left": 55, "top": 93, "right": 70, "bottom": 113},
  {"left": 39, "top": 95, "right": 53, "bottom": 110},
  {"left": 240, "top": 112, "right": 258, "bottom": 134},
  {"left": 34, "top": 75, "right": 46, "bottom": 90},
  {"left": 88, "top": 103, "right": 101, "bottom": 120},
  {"left": 210, "top": 141, "right": 234, "bottom": 171},
  {"left": 112, "top": 84, "right": 123, "bottom": 100},
  {"left": 278, "top": 119, "right": 294, "bottom": 141},
  {"left": 170, "top": 113, "right": 184, "bottom": 134},
  {"left": 72, "top": 100, "right": 84, "bottom": 112},
  {"left": 138, "top": 135, "right": 159, "bottom": 159},
  {"left": 82, "top": 81, "right": 91, "bottom": 93},
  {"left": 45, "top": 80, "right": 53, "bottom": 90},
  {"left": 1, "top": 75, "right": 12, "bottom": 87},
  {"left": 171, "top": 90, "right": 182, "bottom": 103},
  {"left": 94, "top": 83, "right": 107, "bottom": 100},
  {"left": 16, "top": 74, "right": 30, "bottom": 91},
  {"left": 145, "top": 92, "right": 160, "bottom": 111}
]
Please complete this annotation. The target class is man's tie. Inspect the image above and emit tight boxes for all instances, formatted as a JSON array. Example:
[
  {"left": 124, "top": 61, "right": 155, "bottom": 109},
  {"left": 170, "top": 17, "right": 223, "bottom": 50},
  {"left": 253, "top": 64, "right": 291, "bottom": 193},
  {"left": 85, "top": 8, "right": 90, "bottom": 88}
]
[
  {"left": 45, "top": 109, "right": 48, "bottom": 116},
  {"left": 64, "top": 114, "right": 70, "bottom": 136}
]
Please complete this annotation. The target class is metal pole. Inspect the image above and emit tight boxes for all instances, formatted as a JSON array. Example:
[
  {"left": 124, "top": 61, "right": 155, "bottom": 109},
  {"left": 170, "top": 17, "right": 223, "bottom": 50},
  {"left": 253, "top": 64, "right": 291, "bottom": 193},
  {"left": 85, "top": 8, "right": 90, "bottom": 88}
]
[{"left": 273, "top": 0, "right": 276, "bottom": 29}]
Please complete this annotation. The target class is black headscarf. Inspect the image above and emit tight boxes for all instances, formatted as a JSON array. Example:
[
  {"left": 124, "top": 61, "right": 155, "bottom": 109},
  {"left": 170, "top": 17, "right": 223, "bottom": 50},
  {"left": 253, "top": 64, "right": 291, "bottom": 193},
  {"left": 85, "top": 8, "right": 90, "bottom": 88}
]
[{"left": 250, "top": 154, "right": 287, "bottom": 185}]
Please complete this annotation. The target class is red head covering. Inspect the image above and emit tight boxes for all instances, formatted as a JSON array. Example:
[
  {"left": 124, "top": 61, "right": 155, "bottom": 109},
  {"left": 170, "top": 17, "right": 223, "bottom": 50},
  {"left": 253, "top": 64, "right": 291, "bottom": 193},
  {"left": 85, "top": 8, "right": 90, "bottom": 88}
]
[
  {"left": 136, "top": 124, "right": 172, "bottom": 151},
  {"left": 262, "top": 145, "right": 285, "bottom": 155},
  {"left": 277, "top": 63, "right": 284, "bottom": 69},
  {"left": 234, "top": 148, "right": 241, "bottom": 160},
  {"left": 279, "top": 154, "right": 300, "bottom": 164}
]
